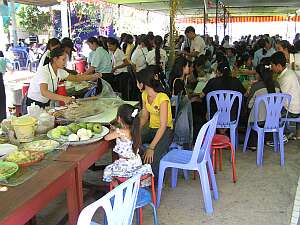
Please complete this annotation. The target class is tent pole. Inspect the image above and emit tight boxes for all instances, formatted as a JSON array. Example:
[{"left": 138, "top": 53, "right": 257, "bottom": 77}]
[
  {"left": 61, "top": 0, "right": 69, "bottom": 38},
  {"left": 215, "top": 0, "right": 218, "bottom": 38},
  {"left": 203, "top": 0, "right": 207, "bottom": 36},
  {"left": 223, "top": 7, "right": 226, "bottom": 38},
  {"left": 10, "top": 0, "right": 17, "bottom": 46},
  {"left": 168, "top": 0, "right": 176, "bottom": 71}
]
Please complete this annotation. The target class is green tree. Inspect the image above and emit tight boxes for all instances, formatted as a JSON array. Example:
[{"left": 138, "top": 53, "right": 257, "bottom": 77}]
[{"left": 16, "top": 5, "right": 51, "bottom": 34}]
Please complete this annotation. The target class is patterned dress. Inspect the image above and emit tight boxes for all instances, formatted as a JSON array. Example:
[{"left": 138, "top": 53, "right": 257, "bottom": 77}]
[{"left": 103, "top": 129, "right": 153, "bottom": 183}]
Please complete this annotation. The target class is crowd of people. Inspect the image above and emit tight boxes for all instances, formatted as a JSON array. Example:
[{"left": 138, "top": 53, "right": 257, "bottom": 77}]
[{"left": 1, "top": 27, "right": 300, "bottom": 179}]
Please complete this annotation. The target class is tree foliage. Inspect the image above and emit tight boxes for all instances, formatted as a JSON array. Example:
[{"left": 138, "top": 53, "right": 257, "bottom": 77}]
[{"left": 16, "top": 5, "right": 51, "bottom": 34}]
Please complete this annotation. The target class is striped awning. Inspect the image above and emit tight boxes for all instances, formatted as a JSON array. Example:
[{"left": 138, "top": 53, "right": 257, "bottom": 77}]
[{"left": 176, "top": 16, "right": 300, "bottom": 24}]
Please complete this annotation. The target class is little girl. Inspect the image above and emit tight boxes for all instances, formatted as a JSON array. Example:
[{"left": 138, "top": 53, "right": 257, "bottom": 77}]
[{"left": 103, "top": 104, "right": 152, "bottom": 182}]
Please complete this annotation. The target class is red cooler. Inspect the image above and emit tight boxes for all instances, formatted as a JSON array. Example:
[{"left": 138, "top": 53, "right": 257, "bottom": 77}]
[
  {"left": 75, "top": 60, "right": 86, "bottom": 73},
  {"left": 22, "top": 83, "right": 30, "bottom": 97},
  {"left": 56, "top": 81, "right": 67, "bottom": 106}
]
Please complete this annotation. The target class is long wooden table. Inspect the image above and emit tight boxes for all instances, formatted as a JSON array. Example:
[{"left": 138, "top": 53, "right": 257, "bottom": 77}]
[
  {"left": 54, "top": 140, "right": 111, "bottom": 210},
  {"left": 0, "top": 161, "right": 79, "bottom": 225}
]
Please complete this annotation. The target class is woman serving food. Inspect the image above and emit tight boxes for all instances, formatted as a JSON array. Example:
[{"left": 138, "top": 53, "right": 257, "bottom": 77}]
[{"left": 27, "top": 48, "right": 100, "bottom": 108}]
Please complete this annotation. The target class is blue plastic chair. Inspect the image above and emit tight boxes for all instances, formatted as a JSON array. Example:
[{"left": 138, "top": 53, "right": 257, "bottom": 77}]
[
  {"left": 77, "top": 174, "right": 141, "bottom": 225},
  {"left": 243, "top": 93, "right": 291, "bottom": 166},
  {"left": 206, "top": 90, "right": 242, "bottom": 156},
  {"left": 156, "top": 112, "right": 219, "bottom": 215},
  {"left": 135, "top": 188, "right": 158, "bottom": 225}
]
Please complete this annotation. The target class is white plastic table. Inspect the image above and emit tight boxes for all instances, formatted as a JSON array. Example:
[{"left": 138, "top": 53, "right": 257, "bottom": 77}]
[{"left": 80, "top": 101, "right": 139, "bottom": 124}]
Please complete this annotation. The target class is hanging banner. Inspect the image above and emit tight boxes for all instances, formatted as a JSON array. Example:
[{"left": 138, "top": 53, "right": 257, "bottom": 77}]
[{"left": 53, "top": 5, "right": 116, "bottom": 42}]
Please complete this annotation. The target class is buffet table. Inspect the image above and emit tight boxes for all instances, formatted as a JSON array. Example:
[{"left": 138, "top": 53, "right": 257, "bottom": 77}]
[
  {"left": 0, "top": 98, "right": 139, "bottom": 223},
  {"left": 55, "top": 141, "right": 111, "bottom": 210},
  {"left": 0, "top": 161, "right": 78, "bottom": 225}
]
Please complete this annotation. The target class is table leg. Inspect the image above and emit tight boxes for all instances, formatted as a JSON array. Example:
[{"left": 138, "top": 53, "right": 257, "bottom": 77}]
[
  {"left": 67, "top": 169, "right": 79, "bottom": 225},
  {"left": 75, "top": 167, "right": 84, "bottom": 211}
]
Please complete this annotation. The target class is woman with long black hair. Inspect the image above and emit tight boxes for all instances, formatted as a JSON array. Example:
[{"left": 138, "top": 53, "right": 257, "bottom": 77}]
[
  {"left": 246, "top": 57, "right": 280, "bottom": 150},
  {"left": 37, "top": 38, "right": 61, "bottom": 71},
  {"left": 253, "top": 37, "right": 275, "bottom": 67},
  {"left": 146, "top": 35, "right": 168, "bottom": 73},
  {"left": 136, "top": 65, "right": 173, "bottom": 178},
  {"left": 27, "top": 48, "right": 100, "bottom": 108},
  {"left": 85, "top": 37, "right": 113, "bottom": 94}
]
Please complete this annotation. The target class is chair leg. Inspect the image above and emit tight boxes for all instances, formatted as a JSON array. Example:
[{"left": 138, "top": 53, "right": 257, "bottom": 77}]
[
  {"left": 229, "top": 143, "right": 237, "bottom": 183},
  {"left": 149, "top": 202, "right": 159, "bottom": 225},
  {"left": 171, "top": 168, "right": 178, "bottom": 188},
  {"left": 211, "top": 148, "right": 215, "bottom": 174},
  {"left": 278, "top": 130, "right": 285, "bottom": 166},
  {"left": 151, "top": 176, "right": 157, "bottom": 206},
  {"left": 214, "top": 149, "right": 218, "bottom": 173},
  {"left": 207, "top": 158, "right": 218, "bottom": 200},
  {"left": 139, "top": 208, "right": 143, "bottom": 225},
  {"left": 243, "top": 125, "right": 251, "bottom": 152},
  {"left": 257, "top": 131, "right": 265, "bottom": 166},
  {"left": 197, "top": 163, "right": 214, "bottom": 214},
  {"left": 156, "top": 164, "right": 167, "bottom": 207},
  {"left": 183, "top": 169, "right": 189, "bottom": 181},
  {"left": 135, "top": 208, "right": 141, "bottom": 225},
  {"left": 219, "top": 149, "right": 222, "bottom": 171},
  {"left": 273, "top": 132, "right": 279, "bottom": 153},
  {"left": 230, "top": 128, "right": 236, "bottom": 158},
  {"left": 192, "top": 171, "right": 197, "bottom": 180}
]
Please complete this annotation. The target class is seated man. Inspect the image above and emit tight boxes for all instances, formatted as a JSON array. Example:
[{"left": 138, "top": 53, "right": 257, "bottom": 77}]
[{"left": 271, "top": 51, "right": 300, "bottom": 139}]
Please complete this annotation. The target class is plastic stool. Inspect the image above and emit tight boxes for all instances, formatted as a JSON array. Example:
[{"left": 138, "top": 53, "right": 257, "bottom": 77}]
[
  {"left": 211, "top": 134, "right": 237, "bottom": 183},
  {"left": 109, "top": 174, "right": 156, "bottom": 225}
]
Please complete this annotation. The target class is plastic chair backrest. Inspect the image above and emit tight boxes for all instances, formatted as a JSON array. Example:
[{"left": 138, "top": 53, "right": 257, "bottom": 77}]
[
  {"left": 190, "top": 112, "right": 219, "bottom": 165},
  {"left": 253, "top": 93, "right": 291, "bottom": 131},
  {"left": 206, "top": 90, "right": 242, "bottom": 127},
  {"left": 77, "top": 174, "right": 141, "bottom": 225}
]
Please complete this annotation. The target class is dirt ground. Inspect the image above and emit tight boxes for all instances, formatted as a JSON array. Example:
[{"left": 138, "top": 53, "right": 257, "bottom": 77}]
[{"left": 36, "top": 141, "right": 300, "bottom": 225}]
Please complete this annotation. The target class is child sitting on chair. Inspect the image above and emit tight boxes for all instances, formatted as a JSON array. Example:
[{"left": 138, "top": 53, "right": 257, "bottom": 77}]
[{"left": 103, "top": 104, "right": 152, "bottom": 183}]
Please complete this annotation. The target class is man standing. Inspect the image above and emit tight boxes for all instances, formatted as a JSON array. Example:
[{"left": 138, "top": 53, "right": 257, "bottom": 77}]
[{"left": 182, "top": 26, "right": 206, "bottom": 59}]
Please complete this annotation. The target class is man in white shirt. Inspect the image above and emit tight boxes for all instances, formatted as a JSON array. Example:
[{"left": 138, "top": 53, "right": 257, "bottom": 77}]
[
  {"left": 183, "top": 26, "right": 206, "bottom": 59},
  {"left": 271, "top": 51, "right": 300, "bottom": 138}
]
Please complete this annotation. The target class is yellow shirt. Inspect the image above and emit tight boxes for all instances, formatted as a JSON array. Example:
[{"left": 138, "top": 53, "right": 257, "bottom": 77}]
[{"left": 142, "top": 91, "right": 173, "bottom": 129}]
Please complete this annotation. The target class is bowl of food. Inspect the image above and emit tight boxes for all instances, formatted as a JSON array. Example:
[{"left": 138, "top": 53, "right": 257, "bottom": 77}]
[
  {"left": 0, "top": 161, "right": 19, "bottom": 180},
  {"left": 5, "top": 150, "right": 45, "bottom": 167}
]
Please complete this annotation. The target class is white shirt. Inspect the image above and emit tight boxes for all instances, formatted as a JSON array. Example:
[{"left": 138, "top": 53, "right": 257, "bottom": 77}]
[
  {"left": 278, "top": 67, "right": 300, "bottom": 114},
  {"left": 290, "top": 53, "right": 300, "bottom": 79},
  {"left": 131, "top": 46, "right": 148, "bottom": 72},
  {"left": 190, "top": 35, "right": 206, "bottom": 56},
  {"left": 146, "top": 48, "right": 168, "bottom": 72},
  {"left": 111, "top": 48, "right": 127, "bottom": 75},
  {"left": 27, "top": 64, "right": 69, "bottom": 103},
  {"left": 36, "top": 50, "right": 50, "bottom": 72}
]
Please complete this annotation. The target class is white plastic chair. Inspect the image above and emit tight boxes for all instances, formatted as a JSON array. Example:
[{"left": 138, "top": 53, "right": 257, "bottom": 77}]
[{"left": 77, "top": 174, "right": 141, "bottom": 225}]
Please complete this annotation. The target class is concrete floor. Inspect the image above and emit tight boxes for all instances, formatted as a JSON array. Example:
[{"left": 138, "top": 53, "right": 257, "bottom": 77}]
[{"left": 35, "top": 140, "right": 300, "bottom": 225}]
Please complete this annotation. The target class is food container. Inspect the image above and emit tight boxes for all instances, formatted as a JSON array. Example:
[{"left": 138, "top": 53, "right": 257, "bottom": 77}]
[
  {"left": 11, "top": 116, "right": 37, "bottom": 143},
  {"left": 36, "top": 113, "right": 55, "bottom": 134},
  {"left": 27, "top": 103, "right": 42, "bottom": 118}
]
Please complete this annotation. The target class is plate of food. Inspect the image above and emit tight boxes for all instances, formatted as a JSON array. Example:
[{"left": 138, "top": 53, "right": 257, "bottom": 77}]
[
  {"left": 4, "top": 150, "right": 45, "bottom": 167},
  {"left": 0, "top": 161, "right": 19, "bottom": 180},
  {"left": 21, "top": 140, "right": 60, "bottom": 154},
  {"left": 0, "top": 144, "right": 18, "bottom": 158},
  {"left": 47, "top": 123, "right": 109, "bottom": 146}
]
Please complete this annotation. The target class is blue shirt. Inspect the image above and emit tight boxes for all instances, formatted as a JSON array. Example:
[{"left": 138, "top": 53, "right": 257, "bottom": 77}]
[
  {"left": 90, "top": 47, "right": 112, "bottom": 73},
  {"left": 253, "top": 48, "right": 276, "bottom": 67}
]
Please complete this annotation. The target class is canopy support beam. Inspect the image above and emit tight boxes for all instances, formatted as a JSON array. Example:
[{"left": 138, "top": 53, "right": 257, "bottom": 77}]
[{"left": 10, "top": 0, "right": 17, "bottom": 46}]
